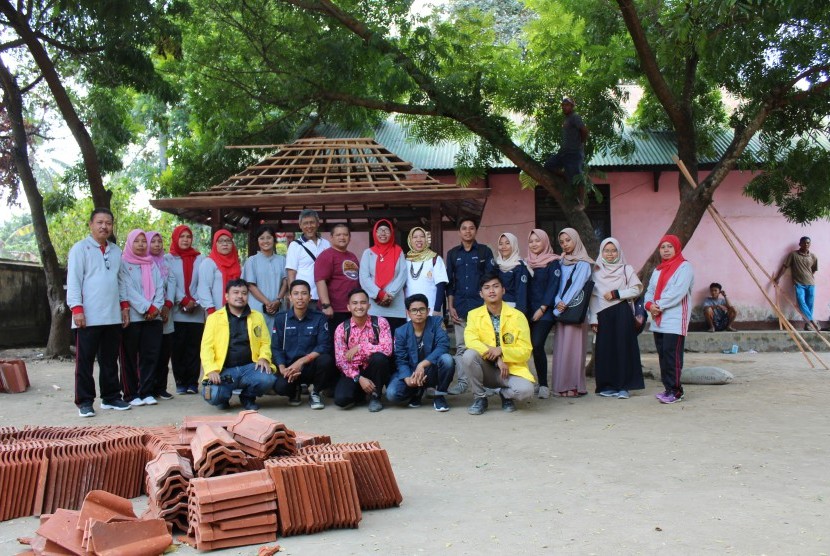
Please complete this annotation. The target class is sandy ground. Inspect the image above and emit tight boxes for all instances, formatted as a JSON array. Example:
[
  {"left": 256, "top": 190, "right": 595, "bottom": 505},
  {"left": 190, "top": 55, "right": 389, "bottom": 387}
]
[{"left": 0, "top": 351, "right": 828, "bottom": 555}]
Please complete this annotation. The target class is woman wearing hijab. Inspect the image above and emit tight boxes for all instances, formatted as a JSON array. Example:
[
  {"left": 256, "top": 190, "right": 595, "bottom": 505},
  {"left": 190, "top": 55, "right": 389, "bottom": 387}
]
[
  {"left": 551, "top": 228, "right": 594, "bottom": 397},
  {"left": 495, "top": 232, "right": 531, "bottom": 315},
  {"left": 404, "top": 227, "right": 448, "bottom": 315},
  {"left": 197, "top": 229, "right": 241, "bottom": 314},
  {"left": 359, "top": 219, "right": 408, "bottom": 333},
  {"left": 146, "top": 231, "right": 176, "bottom": 401},
  {"left": 644, "top": 235, "right": 694, "bottom": 404},
  {"left": 589, "top": 237, "right": 644, "bottom": 399},
  {"left": 526, "top": 229, "right": 561, "bottom": 399},
  {"left": 119, "top": 229, "right": 165, "bottom": 406},
  {"left": 243, "top": 224, "right": 287, "bottom": 332},
  {"left": 165, "top": 225, "right": 205, "bottom": 395}
]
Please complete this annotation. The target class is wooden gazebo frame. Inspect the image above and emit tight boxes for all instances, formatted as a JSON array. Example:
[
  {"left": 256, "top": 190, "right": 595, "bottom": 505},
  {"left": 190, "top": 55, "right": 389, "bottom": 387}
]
[{"left": 151, "top": 137, "right": 490, "bottom": 255}]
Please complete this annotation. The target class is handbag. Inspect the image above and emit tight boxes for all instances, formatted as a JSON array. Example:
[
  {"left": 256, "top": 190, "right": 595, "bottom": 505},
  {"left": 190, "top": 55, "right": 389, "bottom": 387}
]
[
  {"left": 556, "top": 274, "right": 594, "bottom": 325},
  {"left": 624, "top": 267, "right": 647, "bottom": 335}
]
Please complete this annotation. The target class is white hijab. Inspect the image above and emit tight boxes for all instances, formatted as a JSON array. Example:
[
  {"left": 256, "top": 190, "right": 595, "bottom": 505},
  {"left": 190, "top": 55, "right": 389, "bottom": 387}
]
[{"left": 589, "top": 237, "right": 641, "bottom": 315}]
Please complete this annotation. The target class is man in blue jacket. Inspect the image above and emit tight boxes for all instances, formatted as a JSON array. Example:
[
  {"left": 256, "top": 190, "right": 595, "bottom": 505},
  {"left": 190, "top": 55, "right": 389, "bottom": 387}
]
[
  {"left": 272, "top": 280, "right": 336, "bottom": 409},
  {"left": 388, "top": 294, "right": 455, "bottom": 412}
]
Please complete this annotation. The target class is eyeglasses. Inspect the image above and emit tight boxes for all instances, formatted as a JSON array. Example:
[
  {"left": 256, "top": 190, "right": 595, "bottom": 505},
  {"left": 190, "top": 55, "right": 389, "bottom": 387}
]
[
  {"left": 103, "top": 250, "right": 110, "bottom": 270},
  {"left": 408, "top": 307, "right": 428, "bottom": 314},
  {"left": 216, "top": 239, "right": 233, "bottom": 245}
]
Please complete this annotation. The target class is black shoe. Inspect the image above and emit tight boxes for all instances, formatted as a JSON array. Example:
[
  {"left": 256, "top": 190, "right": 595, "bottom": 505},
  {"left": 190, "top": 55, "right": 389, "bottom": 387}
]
[
  {"left": 368, "top": 393, "right": 383, "bottom": 413},
  {"left": 467, "top": 396, "right": 488, "bottom": 415},
  {"left": 500, "top": 392, "right": 516, "bottom": 413},
  {"left": 408, "top": 389, "right": 424, "bottom": 408},
  {"left": 241, "top": 399, "right": 260, "bottom": 411},
  {"left": 100, "top": 399, "right": 131, "bottom": 411},
  {"left": 156, "top": 391, "right": 174, "bottom": 401},
  {"left": 289, "top": 388, "right": 302, "bottom": 407},
  {"left": 78, "top": 405, "right": 95, "bottom": 418}
]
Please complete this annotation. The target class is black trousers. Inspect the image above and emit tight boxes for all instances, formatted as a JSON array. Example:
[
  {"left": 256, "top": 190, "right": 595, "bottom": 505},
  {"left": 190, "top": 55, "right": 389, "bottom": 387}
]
[
  {"left": 653, "top": 332, "right": 685, "bottom": 396},
  {"left": 530, "top": 319, "right": 555, "bottom": 387},
  {"left": 171, "top": 321, "right": 204, "bottom": 388},
  {"left": 153, "top": 332, "right": 173, "bottom": 395},
  {"left": 334, "top": 352, "right": 392, "bottom": 407},
  {"left": 121, "top": 320, "right": 163, "bottom": 401},
  {"left": 74, "top": 324, "right": 122, "bottom": 407},
  {"left": 273, "top": 353, "right": 337, "bottom": 397}
]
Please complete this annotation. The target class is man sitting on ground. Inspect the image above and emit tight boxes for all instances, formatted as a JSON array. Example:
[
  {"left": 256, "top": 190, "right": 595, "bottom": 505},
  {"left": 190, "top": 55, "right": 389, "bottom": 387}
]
[
  {"left": 200, "top": 278, "right": 276, "bottom": 411},
  {"left": 388, "top": 294, "right": 455, "bottom": 412},
  {"left": 462, "top": 273, "right": 535, "bottom": 415},
  {"left": 703, "top": 282, "right": 737, "bottom": 332},
  {"left": 333, "top": 288, "right": 394, "bottom": 412},
  {"left": 272, "top": 280, "right": 337, "bottom": 410}
]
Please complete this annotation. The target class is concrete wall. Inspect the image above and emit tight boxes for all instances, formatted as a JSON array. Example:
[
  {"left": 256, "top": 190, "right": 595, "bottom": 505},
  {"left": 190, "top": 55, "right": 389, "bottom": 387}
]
[{"left": 0, "top": 260, "right": 51, "bottom": 348}]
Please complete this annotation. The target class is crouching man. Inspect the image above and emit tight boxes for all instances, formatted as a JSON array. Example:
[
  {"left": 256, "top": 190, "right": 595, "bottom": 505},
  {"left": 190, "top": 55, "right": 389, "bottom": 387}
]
[
  {"left": 333, "top": 288, "right": 393, "bottom": 412},
  {"left": 200, "top": 278, "right": 276, "bottom": 411},
  {"left": 387, "top": 294, "right": 455, "bottom": 412},
  {"left": 272, "top": 280, "right": 337, "bottom": 409},
  {"left": 462, "top": 273, "right": 535, "bottom": 415}
]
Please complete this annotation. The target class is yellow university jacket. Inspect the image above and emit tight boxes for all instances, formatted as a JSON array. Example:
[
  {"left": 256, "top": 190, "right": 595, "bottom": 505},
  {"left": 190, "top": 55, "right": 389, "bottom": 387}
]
[
  {"left": 200, "top": 306, "right": 275, "bottom": 380},
  {"left": 464, "top": 302, "right": 535, "bottom": 383}
]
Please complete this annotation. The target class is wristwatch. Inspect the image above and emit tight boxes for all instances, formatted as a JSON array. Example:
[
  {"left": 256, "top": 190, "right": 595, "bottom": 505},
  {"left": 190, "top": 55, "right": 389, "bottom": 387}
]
[{"left": 321, "top": 303, "right": 331, "bottom": 309}]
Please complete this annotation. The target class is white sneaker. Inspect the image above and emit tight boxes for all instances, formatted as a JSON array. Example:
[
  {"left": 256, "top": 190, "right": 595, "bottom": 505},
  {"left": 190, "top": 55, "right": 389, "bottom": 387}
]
[
  {"left": 537, "top": 386, "right": 550, "bottom": 399},
  {"left": 129, "top": 397, "right": 146, "bottom": 407},
  {"left": 142, "top": 396, "right": 158, "bottom": 406}
]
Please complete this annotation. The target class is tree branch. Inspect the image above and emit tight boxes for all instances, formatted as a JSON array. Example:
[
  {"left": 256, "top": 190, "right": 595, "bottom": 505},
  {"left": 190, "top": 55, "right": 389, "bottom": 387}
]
[{"left": 317, "top": 91, "right": 439, "bottom": 116}]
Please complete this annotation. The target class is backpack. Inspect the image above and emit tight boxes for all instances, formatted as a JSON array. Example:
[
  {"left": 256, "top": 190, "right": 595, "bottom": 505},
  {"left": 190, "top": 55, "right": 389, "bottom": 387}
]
[{"left": 343, "top": 315, "right": 380, "bottom": 345}]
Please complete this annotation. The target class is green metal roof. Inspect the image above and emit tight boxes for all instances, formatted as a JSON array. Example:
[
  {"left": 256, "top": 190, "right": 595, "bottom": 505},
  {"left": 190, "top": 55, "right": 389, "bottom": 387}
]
[{"left": 309, "top": 117, "right": 774, "bottom": 171}]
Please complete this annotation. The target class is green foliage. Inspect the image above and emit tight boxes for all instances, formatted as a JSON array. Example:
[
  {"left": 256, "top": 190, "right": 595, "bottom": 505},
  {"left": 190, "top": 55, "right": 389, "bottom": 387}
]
[{"left": 0, "top": 212, "right": 37, "bottom": 261}]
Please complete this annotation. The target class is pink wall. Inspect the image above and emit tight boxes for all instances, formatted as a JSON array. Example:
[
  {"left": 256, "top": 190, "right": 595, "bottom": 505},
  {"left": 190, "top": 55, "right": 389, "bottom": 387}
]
[{"left": 606, "top": 170, "right": 830, "bottom": 323}]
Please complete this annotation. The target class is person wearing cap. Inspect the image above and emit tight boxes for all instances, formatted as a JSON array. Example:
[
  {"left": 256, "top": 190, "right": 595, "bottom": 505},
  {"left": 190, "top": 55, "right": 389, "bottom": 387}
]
[
  {"left": 773, "top": 236, "right": 819, "bottom": 330},
  {"left": 543, "top": 96, "right": 589, "bottom": 205}
]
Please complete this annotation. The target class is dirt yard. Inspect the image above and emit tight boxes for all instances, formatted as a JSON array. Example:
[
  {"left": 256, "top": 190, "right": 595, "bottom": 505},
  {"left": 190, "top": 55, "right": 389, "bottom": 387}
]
[{"left": 0, "top": 351, "right": 827, "bottom": 555}]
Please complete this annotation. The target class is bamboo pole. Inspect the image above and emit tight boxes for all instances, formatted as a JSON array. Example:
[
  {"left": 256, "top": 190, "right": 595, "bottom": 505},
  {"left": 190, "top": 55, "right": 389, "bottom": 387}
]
[{"left": 672, "top": 156, "right": 827, "bottom": 369}]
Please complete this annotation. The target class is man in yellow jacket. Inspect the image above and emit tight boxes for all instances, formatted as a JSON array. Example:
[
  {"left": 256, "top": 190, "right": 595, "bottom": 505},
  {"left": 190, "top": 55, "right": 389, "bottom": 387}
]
[
  {"left": 200, "top": 278, "right": 276, "bottom": 411},
  {"left": 463, "top": 272, "right": 535, "bottom": 415}
]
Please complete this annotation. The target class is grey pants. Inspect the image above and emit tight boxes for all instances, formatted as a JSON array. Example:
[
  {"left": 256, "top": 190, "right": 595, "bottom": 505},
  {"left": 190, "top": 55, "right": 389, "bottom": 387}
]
[
  {"left": 462, "top": 350, "right": 534, "bottom": 401},
  {"left": 453, "top": 319, "right": 468, "bottom": 384}
]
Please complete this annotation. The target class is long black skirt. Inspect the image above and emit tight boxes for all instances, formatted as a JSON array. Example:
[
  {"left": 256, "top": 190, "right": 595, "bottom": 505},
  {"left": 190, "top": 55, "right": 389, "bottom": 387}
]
[{"left": 594, "top": 301, "right": 644, "bottom": 392}]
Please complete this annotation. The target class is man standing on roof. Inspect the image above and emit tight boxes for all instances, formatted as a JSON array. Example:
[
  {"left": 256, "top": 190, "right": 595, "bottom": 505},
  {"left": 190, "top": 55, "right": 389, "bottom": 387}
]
[
  {"left": 544, "top": 96, "right": 589, "bottom": 206},
  {"left": 286, "top": 209, "right": 330, "bottom": 309},
  {"left": 445, "top": 217, "right": 496, "bottom": 395}
]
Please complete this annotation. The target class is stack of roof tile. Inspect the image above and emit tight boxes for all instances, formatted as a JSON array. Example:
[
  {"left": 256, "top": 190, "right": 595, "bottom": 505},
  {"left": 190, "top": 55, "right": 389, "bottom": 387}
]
[
  {"left": 190, "top": 425, "right": 248, "bottom": 478},
  {"left": 294, "top": 431, "right": 332, "bottom": 449},
  {"left": 143, "top": 450, "right": 193, "bottom": 531},
  {"left": 23, "top": 490, "right": 171, "bottom": 556},
  {"left": 265, "top": 455, "right": 350, "bottom": 535},
  {"left": 0, "top": 358, "right": 29, "bottom": 393},
  {"left": 0, "top": 440, "right": 48, "bottom": 521},
  {"left": 186, "top": 469, "right": 278, "bottom": 551},
  {"left": 303, "top": 452, "right": 362, "bottom": 529},
  {"left": 299, "top": 442, "right": 403, "bottom": 510},
  {"left": 228, "top": 410, "right": 297, "bottom": 459}
]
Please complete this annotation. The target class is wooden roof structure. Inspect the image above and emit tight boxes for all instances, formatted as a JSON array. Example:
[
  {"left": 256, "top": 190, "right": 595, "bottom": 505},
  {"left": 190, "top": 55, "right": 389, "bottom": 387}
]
[{"left": 150, "top": 137, "right": 490, "bottom": 250}]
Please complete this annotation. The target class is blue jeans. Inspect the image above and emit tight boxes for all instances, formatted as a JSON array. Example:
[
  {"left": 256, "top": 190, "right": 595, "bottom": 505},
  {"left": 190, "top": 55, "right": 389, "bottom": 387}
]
[
  {"left": 386, "top": 353, "right": 455, "bottom": 403},
  {"left": 202, "top": 363, "right": 276, "bottom": 407},
  {"left": 794, "top": 283, "right": 815, "bottom": 322},
  {"left": 544, "top": 151, "right": 584, "bottom": 185}
]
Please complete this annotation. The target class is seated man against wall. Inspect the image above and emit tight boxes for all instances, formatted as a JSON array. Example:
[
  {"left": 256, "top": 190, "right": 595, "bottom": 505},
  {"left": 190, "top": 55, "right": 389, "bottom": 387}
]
[
  {"left": 333, "top": 288, "right": 393, "bottom": 413},
  {"left": 272, "top": 280, "right": 337, "bottom": 410},
  {"left": 703, "top": 282, "right": 737, "bottom": 332},
  {"left": 200, "top": 278, "right": 277, "bottom": 411},
  {"left": 462, "top": 273, "right": 535, "bottom": 415},
  {"left": 388, "top": 294, "right": 455, "bottom": 412}
]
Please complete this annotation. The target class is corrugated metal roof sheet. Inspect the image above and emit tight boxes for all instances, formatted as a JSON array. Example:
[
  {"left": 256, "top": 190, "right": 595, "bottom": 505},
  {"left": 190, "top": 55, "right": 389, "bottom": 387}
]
[{"left": 310, "top": 116, "right": 813, "bottom": 172}]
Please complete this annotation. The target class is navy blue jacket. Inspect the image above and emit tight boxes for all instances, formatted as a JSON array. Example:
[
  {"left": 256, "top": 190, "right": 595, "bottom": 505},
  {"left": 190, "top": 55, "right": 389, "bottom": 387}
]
[
  {"left": 393, "top": 316, "right": 450, "bottom": 377},
  {"left": 446, "top": 242, "right": 495, "bottom": 319},
  {"left": 500, "top": 261, "right": 531, "bottom": 315},
  {"left": 529, "top": 260, "right": 562, "bottom": 322},
  {"left": 271, "top": 309, "right": 331, "bottom": 365}
]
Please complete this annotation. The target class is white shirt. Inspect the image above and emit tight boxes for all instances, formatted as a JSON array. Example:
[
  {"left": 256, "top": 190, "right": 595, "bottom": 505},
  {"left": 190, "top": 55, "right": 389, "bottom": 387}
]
[
  {"left": 285, "top": 235, "right": 330, "bottom": 299},
  {"left": 405, "top": 256, "right": 448, "bottom": 313}
]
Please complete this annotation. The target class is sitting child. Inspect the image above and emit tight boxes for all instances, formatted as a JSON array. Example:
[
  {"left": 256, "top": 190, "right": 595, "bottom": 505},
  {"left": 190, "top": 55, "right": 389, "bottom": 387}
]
[{"left": 703, "top": 282, "right": 737, "bottom": 332}]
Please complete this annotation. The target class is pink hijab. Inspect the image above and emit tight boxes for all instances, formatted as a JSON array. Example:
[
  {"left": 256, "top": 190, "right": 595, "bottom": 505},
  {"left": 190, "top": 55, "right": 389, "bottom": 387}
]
[
  {"left": 526, "top": 229, "right": 560, "bottom": 270},
  {"left": 122, "top": 229, "right": 156, "bottom": 301},
  {"left": 145, "top": 231, "right": 169, "bottom": 279}
]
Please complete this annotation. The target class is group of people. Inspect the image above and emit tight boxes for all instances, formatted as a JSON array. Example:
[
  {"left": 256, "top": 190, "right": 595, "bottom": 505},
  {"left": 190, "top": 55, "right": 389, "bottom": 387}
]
[{"left": 68, "top": 206, "right": 695, "bottom": 419}]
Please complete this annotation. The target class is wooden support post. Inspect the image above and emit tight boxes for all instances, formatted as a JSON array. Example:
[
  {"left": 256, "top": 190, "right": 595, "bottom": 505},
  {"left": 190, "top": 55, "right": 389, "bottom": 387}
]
[
  {"left": 247, "top": 226, "right": 257, "bottom": 257},
  {"left": 210, "top": 209, "right": 222, "bottom": 239},
  {"left": 430, "top": 202, "right": 443, "bottom": 257}
]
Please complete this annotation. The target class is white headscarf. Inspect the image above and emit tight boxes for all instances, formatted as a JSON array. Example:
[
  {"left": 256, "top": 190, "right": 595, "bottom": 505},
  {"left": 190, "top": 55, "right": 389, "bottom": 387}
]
[
  {"left": 589, "top": 237, "right": 641, "bottom": 315},
  {"left": 495, "top": 232, "right": 528, "bottom": 274}
]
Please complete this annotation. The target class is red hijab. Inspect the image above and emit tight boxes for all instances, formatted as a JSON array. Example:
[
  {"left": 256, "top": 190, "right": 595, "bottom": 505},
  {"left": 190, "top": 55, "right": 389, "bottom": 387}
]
[
  {"left": 653, "top": 234, "right": 687, "bottom": 324},
  {"left": 370, "top": 219, "right": 403, "bottom": 290},
  {"left": 208, "top": 229, "right": 241, "bottom": 296},
  {"left": 169, "top": 225, "right": 201, "bottom": 302}
]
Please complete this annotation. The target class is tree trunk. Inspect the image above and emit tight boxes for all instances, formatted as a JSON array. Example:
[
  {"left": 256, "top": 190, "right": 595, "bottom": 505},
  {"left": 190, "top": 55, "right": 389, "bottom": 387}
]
[
  {"left": 0, "top": 0, "right": 111, "bottom": 210},
  {"left": 0, "top": 57, "right": 72, "bottom": 357}
]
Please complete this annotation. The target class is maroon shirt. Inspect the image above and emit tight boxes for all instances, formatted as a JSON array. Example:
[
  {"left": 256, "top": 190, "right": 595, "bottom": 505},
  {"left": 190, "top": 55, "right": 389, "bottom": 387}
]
[{"left": 314, "top": 247, "right": 360, "bottom": 312}]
